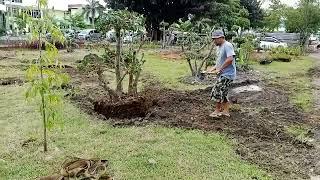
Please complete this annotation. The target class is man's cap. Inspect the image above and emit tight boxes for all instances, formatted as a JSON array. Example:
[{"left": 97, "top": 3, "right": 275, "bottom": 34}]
[{"left": 212, "top": 30, "right": 225, "bottom": 39}]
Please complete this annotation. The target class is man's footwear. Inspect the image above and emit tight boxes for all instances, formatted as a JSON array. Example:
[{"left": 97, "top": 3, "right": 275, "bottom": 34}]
[
  {"left": 220, "top": 112, "right": 231, "bottom": 117},
  {"left": 209, "top": 112, "right": 221, "bottom": 118}
]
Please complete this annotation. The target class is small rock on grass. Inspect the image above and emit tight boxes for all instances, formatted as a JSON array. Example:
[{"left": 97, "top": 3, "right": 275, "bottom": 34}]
[
  {"left": 314, "top": 161, "right": 320, "bottom": 175},
  {"left": 148, "top": 158, "right": 157, "bottom": 165}
]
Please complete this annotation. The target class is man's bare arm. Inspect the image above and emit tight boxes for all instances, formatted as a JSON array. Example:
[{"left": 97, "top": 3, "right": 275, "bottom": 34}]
[{"left": 217, "top": 56, "right": 233, "bottom": 72}]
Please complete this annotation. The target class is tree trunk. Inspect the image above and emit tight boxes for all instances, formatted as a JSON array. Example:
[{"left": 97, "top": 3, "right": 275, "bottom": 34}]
[
  {"left": 196, "top": 43, "right": 215, "bottom": 77},
  {"left": 194, "top": 58, "right": 198, "bottom": 74},
  {"left": 128, "top": 53, "right": 136, "bottom": 95},
  {"left": 133, "top": 71, "right": 141, "bottom": 95},
  {"left": 97, "top": 67, "right": 119, "bottom": 102},
  {"left": 37, "top": 1, "right": 47, "bottom": 152},
  {"left": 128, "top": 71, "right": 134, "bottom": 95},
  {"left": 186, "top": 58, "right": 195, "bottom": 76},
  {"left": 91, "top": 10, "right": 95, "bottom": 28},
  {"left": 132, "top": 54, "right": 144, "bottom": 95},
  {"left": 152, "top": 29, "right": 159, "bottom": 41},
  {"left": 115, "top": 30, "right": 122, "bottom": 94},
  {"left": 162, "top": 29, "right": 166, "bottom": 49}
]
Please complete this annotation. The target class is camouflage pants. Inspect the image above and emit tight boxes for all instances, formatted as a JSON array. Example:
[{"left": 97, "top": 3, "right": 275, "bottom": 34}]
[{"left": 211, "top": 77, "right": 233, "bottom": 103}]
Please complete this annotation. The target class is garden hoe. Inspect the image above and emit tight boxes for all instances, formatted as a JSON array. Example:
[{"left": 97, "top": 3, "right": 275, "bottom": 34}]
[{"left": 200, "top": 70, "right": 225, "bottom": 120}]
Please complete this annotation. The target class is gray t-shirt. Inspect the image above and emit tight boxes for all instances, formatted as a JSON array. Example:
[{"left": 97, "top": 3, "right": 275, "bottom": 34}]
[{"left": 216, "top": 41, "right": 236, "bottom": 80}]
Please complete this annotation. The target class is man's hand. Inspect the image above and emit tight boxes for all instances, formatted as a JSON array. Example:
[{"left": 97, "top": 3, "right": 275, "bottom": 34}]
[
  {"left": 206, "top": 66, "right": 216, "bottom": 73},
  {"left": 211, "top": 68, "right": 222, "bottom": 75}
]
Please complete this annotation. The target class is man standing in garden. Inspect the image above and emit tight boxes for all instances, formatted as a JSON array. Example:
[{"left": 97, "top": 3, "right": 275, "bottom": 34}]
[{"left": 208, "top": 30, "right": 236, "bottom": 118}]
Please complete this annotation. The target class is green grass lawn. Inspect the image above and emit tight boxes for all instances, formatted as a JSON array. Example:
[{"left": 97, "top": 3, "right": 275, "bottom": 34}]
[
  {"left": 0, "top": 85, "right": 271, "bottom": 180},
  {"left": 143, "top": 53, "right": 205, "bottom": 90},
  {"left": 252, "top": 57, "right": 315, "bottom": 111}
]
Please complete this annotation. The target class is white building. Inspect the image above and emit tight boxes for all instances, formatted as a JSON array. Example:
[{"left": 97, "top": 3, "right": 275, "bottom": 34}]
[
  {"left": 67, "top": 3, "right": 91, "bottom": 25},
  {"left": 3, "top": 0, "right": 68, "bottom": 30}
]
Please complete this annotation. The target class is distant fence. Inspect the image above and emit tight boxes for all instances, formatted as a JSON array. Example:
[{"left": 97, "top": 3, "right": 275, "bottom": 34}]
[
  {"left": 256, "top": 32, "right": 300, "bottom": 45},
  {"left": 0, "top": 36, "right": 85, "bottom": 49}
]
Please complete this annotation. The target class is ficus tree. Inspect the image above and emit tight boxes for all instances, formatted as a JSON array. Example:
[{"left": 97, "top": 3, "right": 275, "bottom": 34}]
[
  {"left": 25, "top": 0, "right": 69, "bottom": 152},
  {"left": 170, "top": 19, "right": 193, "bottom": 51},
  {"left": 96, "top": 10, "right": 145, "bottom": 95},
  {"left": 123, "top": 44, "right": 146, "bottom": 95},
  {"left": 160, "top": 21, "right": 169, "bottom": 49},
  {"left": 171, "top": 19, "right": 215, "bottom": 78},
  {"left": 78, "top": 42, "right": 146, "bottom": 100}
]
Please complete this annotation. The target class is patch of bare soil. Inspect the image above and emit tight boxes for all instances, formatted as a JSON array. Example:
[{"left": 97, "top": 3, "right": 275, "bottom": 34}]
[
  {"left": 159, "top": 50, "right": 182, "bottom": 60},
  {"left": 68, "top": 66, "right": 320, "bottom": 179},
  {"left": 180, "top": 70, "right": 259, "bottom": 87},
  {"left": 0, "top": 50, "right": 17, "bottom": 60},
  {"left": 308, "top": 66, "right": 320, "bottom": 78},
  {"left": 0, "top": 77, "right": 24, "bottom": 86}
]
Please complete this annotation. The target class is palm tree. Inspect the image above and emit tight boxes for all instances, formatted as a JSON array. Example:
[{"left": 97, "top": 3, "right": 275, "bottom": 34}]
[{"left": 83, "top": 0, "right": 104, "bottom": 28}]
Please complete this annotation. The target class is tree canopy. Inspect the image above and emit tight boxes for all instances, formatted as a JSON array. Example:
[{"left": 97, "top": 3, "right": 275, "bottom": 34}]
[
  {"left": 284, "top": 0, "right": 320, "bottom": 45},
  {"left": 240, "top": 0, "right": 264, "bottom": 28},
  {"left": 105, "top": 0, "right": 260, "bottom": 39},
  {"left": 263, "top": 0, "right": 287, "bottom": 31},
  {"left": 104, "top": 0, "right": 210, "bottom": 39}
]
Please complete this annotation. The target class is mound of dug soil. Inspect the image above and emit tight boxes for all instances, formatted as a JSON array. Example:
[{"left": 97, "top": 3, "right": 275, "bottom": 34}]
[{"left": 0, "top": 77, "right": 24, "bottom": 86}]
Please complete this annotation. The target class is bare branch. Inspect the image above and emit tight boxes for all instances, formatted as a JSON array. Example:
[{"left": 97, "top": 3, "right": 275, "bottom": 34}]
[{"left": 197, "top": 43, "right": 215, "bottom": 75}]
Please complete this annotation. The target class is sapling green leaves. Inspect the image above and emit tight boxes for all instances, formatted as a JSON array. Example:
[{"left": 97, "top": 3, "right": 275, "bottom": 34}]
[{"left": 25, "top": 0, "right": 69, "bottom": 152}]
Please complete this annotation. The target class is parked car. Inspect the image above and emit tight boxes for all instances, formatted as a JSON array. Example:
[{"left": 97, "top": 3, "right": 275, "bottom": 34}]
[
  {"left": 123, "top": 31, "right": 146, "bottom": 43},
  {"left": 123, "top": 32, "right": 134, "bottom": 43},
  {"left": 106, "top": 30, "right": 116, "bottom": 42},
  {"left": 77, "top": 29, "right": 102, "bottom": 40},
  {"left": 63, "top": 29, "right": 76, "bottom": 39},
  {"left": 259, "top": 37, "right": 288, "bottom": 49}
]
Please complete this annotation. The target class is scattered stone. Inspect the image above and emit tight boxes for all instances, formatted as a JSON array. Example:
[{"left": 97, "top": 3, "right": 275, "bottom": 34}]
[
  {"left": 148, "top": 158, "right": 157, "bottom": 165},
  {"left": 232, "top": 85, "right": 263, "bottom": 94},
  {"left": 311, "top": 175, "right": 320, "bottom": 180},
  {"left": 21, "top": 138, "right": 37, "bottom": 147}
]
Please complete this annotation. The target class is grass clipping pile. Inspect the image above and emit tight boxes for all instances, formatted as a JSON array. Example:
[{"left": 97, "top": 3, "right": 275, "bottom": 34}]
[
  {"left": 69, "top": 66, "right": 320, "bottom": 179},
  {"left": 40, "top": 157, "right": 112, "bottom": 180}
]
